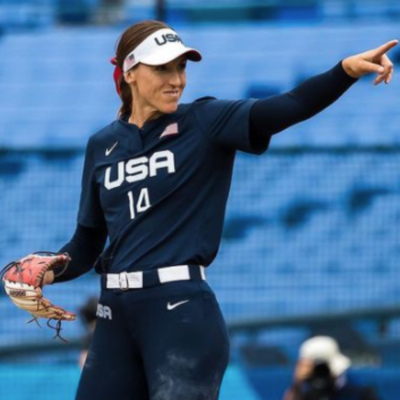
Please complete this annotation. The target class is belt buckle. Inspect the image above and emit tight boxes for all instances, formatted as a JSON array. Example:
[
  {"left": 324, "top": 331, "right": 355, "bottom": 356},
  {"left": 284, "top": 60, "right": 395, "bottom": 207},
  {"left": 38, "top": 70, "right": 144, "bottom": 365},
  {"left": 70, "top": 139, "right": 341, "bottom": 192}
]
[{"left": 119, "top": 271, "right": 129, "bottom": 291}]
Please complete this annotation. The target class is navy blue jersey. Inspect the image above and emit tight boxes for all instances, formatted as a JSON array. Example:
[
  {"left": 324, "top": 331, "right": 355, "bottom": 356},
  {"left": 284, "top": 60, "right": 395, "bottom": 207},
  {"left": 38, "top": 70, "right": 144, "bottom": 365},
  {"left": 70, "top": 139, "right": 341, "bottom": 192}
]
[
  {"left": 56, "top": 62, "right": 356, "bottom": 282},
  {"left": 78, "top": 98, "right": 270, "bottom": 274}
]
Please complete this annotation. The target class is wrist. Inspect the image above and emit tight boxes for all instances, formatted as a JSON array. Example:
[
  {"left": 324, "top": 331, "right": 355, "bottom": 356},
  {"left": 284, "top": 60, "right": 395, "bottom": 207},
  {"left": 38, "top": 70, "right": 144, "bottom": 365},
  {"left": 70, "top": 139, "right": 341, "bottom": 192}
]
[{"left": 341, "top": 58, "right": 357, "bottom": 79}]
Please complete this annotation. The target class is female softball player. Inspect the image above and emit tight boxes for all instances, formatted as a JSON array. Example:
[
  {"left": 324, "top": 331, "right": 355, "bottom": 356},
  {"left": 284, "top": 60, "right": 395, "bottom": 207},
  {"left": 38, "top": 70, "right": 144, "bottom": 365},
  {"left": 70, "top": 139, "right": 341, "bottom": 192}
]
[{"left": 39, "top": 20, "right": 396, "bottom": 400}]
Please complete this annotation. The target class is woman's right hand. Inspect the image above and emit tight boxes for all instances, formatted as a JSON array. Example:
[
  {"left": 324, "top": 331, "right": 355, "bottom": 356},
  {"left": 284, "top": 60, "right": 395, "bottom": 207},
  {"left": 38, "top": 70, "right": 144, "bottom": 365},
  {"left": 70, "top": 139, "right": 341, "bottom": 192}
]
[{"left": 43, "top": 270, "right": 55, "bottom": 286}]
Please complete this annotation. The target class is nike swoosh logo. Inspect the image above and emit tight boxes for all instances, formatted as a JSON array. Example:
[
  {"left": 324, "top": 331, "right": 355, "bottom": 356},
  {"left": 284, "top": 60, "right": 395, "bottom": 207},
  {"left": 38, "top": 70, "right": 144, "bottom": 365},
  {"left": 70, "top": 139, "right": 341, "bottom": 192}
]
[
  {"left": 105, "top": 141, "right": 118, "bottom": 156},
  {"left": 167, "top": 300, "right": 189, "bottom": 311}
]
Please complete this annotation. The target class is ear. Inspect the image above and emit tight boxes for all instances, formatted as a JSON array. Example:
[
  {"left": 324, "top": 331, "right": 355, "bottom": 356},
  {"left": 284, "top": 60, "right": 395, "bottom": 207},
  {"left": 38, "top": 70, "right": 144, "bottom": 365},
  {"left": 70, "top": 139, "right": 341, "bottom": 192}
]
[{"left": 124, "top": 69, "right": 137, "bottom": 85}]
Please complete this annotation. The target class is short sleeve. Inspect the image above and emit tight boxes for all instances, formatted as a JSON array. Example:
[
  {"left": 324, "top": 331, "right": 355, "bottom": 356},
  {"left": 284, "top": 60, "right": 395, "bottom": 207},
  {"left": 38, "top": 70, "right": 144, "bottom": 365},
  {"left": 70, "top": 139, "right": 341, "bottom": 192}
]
[
  {"left": 192, "top": 98, "right": 270, "bottom": 154},
  {"left": 77, "top": 138, "right": 105, "bottom": 228}
]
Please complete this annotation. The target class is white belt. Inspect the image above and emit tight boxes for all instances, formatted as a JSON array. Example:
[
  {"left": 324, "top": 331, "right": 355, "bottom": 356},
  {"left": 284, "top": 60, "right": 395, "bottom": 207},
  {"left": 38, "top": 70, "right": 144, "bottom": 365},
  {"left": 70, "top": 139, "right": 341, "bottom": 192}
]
[{"left": 106, "top": 265, "right": 206, "bottom": 290}]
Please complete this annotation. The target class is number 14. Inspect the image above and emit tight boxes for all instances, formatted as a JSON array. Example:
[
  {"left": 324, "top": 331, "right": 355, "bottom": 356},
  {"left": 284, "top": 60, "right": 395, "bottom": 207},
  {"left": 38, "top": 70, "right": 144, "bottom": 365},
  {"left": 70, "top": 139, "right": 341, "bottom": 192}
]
[{"left": 127, "top": 188, "right": 151, "bottom": 219}]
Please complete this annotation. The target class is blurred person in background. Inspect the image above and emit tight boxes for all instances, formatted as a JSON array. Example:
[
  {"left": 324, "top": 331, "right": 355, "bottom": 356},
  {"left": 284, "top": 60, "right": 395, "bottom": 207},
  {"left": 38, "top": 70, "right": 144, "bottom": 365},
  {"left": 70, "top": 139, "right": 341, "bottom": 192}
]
[
  {"left": 22, "top": 19, "right": 395, "bottom": 400},
  {"left": 78, "top": 296, "right": 98, "bottom": 369},
  {"left": 283, "top": 336, "right": 381, "bottom": 400}
]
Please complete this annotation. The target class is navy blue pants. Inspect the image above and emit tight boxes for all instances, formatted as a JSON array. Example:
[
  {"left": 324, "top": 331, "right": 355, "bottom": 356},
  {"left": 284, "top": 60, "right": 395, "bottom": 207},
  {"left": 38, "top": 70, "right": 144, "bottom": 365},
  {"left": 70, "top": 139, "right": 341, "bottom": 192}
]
[{"left": 75, "top": 280, "right": 230, "bottom": 400}]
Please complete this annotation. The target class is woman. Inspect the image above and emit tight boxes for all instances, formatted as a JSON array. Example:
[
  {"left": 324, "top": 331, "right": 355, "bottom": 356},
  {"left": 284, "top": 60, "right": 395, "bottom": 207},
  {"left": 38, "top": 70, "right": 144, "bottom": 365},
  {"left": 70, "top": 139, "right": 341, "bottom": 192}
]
[{"left": 41, "top": 20, "right": 396, "bottom": 399}]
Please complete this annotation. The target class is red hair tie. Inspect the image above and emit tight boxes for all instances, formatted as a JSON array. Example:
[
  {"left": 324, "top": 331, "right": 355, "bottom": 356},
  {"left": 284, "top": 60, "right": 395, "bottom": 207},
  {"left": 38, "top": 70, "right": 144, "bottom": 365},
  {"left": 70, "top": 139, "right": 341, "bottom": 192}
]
[{"left": 110, "top": 57, "right": 123, "bottom": 95}]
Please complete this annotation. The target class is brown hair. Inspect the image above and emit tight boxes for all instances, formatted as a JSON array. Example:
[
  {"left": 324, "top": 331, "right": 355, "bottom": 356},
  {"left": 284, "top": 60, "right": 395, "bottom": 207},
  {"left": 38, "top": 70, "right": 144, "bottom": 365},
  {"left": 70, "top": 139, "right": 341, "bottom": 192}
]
[{"left": 115, "top": 20, "right": 170, "bottom": 116}]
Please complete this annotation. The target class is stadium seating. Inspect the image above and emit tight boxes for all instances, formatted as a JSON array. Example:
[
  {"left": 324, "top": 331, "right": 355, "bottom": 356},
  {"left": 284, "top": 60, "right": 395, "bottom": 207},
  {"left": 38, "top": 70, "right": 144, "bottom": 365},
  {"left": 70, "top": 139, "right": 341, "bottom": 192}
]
[
  {"left": 1, "top": 151, "right": 399, "bottom": 340},
  {"left": 0, "top": 23, "right": 399, "bottom": 148}
]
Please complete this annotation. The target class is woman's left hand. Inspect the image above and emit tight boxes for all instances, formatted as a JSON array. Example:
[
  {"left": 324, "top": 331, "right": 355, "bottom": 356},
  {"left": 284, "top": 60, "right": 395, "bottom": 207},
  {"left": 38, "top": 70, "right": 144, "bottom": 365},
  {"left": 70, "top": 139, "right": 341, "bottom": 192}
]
[{"left": 342, "top": 39, "right": 398, "bottom": 84}]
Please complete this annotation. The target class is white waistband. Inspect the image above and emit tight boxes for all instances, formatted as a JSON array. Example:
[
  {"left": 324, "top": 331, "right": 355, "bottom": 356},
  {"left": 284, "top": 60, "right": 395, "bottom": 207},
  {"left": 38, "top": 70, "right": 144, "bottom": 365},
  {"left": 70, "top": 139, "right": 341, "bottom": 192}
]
[{"left": 106, "top": 265, "right": 206, "bottom": 290}]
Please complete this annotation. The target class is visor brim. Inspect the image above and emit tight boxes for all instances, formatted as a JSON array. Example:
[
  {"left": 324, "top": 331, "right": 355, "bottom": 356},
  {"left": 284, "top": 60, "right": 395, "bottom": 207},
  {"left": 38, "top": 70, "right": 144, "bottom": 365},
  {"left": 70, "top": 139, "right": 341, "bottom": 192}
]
[{"left": 141, "top": 47, "right": 202, "bottom": 66}]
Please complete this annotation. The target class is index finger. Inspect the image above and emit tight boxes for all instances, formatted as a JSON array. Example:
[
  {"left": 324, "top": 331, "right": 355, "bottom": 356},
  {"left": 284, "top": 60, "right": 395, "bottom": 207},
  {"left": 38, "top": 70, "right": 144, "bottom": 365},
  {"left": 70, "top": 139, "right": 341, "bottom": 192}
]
[{"left": 373, "top": 40, "right": 399, "bottom": 57}]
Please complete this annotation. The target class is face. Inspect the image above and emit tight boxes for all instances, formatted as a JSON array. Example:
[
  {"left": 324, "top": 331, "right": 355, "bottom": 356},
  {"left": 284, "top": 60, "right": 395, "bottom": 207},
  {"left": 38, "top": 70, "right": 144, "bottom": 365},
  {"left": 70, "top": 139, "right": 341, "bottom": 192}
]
[{"left": 125, "top": 56, "right": 187, "bottom": 118}]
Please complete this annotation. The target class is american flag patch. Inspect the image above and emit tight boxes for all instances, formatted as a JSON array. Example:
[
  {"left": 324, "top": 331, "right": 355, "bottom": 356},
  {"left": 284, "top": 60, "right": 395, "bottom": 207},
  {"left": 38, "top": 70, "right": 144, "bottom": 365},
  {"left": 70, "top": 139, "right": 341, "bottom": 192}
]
[
  {"left": 160, "top": 123, "right": 179, "bottom": 138},
  {"left": 124, "top": 53, "right": 136, "bottom": 70}
]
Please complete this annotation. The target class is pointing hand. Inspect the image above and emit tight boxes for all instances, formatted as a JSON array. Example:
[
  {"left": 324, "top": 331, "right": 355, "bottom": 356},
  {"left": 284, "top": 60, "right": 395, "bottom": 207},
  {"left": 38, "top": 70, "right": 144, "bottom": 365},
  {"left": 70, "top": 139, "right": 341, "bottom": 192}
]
[{"left": 342, "top": 40, "right": 398, "bottom": 84}]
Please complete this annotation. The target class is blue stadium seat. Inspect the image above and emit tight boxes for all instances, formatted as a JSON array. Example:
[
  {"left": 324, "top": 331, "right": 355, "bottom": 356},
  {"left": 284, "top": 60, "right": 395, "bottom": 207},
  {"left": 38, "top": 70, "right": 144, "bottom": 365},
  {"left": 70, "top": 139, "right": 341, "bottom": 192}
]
[{"left": 1, "top": 23, "right": 399, "bottom": 147}]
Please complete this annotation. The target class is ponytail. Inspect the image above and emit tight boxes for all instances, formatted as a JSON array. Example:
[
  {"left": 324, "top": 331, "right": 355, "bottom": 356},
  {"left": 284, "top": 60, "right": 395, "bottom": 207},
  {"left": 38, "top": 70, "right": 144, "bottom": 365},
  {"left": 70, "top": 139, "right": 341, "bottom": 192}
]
[
  {"left": 110, "top": 57, "right": 132, "bottom": 117},
  {"left": 119, "top": 79, "right": 133, "bottom": 117}
]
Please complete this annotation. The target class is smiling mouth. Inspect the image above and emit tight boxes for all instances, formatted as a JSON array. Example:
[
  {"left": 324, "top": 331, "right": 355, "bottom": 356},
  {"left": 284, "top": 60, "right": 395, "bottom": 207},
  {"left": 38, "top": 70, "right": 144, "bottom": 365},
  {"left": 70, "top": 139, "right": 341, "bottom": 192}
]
[{"left": 164, "top": 90, "right": 180, "bottom": 97}]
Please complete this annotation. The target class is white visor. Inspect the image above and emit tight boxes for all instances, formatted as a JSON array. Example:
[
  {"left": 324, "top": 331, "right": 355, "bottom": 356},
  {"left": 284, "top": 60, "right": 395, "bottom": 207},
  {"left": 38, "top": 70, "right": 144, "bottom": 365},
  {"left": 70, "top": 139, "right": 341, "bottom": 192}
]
[{"left": 123, "top": 28, "right": 202, "bottom": 72}]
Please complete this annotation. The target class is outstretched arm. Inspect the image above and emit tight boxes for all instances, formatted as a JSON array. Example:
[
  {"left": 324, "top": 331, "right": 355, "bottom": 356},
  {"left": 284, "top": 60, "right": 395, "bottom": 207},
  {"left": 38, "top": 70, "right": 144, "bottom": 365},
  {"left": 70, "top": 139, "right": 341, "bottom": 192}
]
[{"left": 250, "top": 40, "right": 398, "bottom": 138}]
